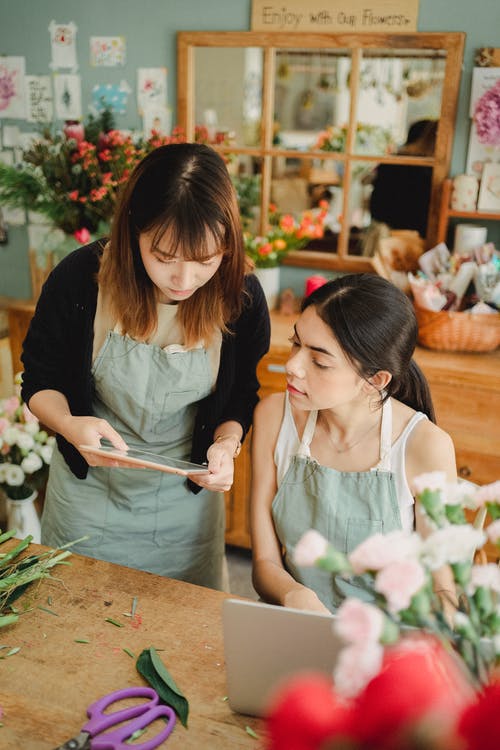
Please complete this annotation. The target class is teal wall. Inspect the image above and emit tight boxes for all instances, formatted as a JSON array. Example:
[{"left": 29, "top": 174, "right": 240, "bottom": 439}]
[{"left": 0, "top": 0, "right": 499, "bottom": 298}]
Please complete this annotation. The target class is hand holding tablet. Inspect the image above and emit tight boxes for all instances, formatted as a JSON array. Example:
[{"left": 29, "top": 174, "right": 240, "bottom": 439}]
[{"left": 79, "top": 444, "right": 210, "bottom": 476}]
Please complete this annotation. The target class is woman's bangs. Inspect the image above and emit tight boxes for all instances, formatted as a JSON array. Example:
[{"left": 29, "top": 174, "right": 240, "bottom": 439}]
[{"left": 151, "top": 215, "right": 226, "bottom": 261}]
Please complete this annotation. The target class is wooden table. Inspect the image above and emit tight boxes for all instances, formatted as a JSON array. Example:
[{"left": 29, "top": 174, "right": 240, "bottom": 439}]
[{"left": 0, "top": 543, "right": 264, "bottom": 749}]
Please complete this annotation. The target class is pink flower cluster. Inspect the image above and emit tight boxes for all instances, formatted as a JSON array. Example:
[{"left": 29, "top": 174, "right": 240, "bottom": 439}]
[{"left": 474, "top": 80, "right": 500, "bottom": 146}]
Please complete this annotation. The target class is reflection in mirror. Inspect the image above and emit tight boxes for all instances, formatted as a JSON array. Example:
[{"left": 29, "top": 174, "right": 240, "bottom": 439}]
[
  {"left": 347, "top": 159, "right": 435, "bottom": 259},
  {"left": 354, "top": 50, "right": 446, "bottom": 156},
  {"left": 194, "top": 47, "right": 263, "bottom": 147},
  {"left": 230, "top": 156, "right": 262, "bottom": 234},
  {"left": 274, "top": 49, "right": 351, "bottom": 152},
  {"left": 270, "top": 156, "right": 346, "bottom": 254}
]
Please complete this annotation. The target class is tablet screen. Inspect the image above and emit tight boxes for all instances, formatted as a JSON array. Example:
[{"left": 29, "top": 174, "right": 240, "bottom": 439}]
[{"left": 79, "top": 444, "right": 210, "bottom": 476}]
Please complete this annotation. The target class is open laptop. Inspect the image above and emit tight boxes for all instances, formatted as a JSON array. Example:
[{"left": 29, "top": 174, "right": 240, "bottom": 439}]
[{"left": 222, "top": 598, "right": 342, "bottom": 717}]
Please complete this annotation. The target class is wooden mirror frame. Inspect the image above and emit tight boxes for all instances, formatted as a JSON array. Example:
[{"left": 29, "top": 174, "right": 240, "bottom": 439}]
[{"left": 177, "top": 31, "right": 464, "bottom": 272}]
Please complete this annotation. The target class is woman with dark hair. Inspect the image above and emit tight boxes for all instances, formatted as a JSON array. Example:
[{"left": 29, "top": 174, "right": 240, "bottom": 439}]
[
  {"left": 250, "top": 273, "right": 456, "bottom": 613},
  {"left": 369, "top": 119, "right": 437, "bottom": 238},
  {"left": 22, "top": 142, "right": 270, "bottom": 589}
]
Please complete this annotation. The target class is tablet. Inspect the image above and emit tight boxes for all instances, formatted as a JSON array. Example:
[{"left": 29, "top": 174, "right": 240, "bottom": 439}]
[{"left": 79, "top": 444, "right": 210, "bottom": 476}]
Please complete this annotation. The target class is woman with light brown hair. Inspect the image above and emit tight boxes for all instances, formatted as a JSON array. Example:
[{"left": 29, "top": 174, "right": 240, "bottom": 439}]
[{"left": 22, "top": 142, "right": 270, "bottom": 588}]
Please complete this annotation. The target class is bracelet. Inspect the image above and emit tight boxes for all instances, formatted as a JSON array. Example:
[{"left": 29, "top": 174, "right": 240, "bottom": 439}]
[{"left": 214, "top": 433, "right": 242, "bottom": 458}]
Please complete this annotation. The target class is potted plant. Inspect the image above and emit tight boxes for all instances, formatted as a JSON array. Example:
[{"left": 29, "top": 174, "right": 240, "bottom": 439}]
[
  {"left": 0, "top": 374, "right": 55, "bottom": 542},
  {"left": 244, "top": 202, "right": 328, "bottom": 309}
]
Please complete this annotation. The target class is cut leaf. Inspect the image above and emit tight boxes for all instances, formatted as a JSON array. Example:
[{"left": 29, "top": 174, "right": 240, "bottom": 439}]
[{"left": 136, "top": 647, "right": 189, "bottom": 727}]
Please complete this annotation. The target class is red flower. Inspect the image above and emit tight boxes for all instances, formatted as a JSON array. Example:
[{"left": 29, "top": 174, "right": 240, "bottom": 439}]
[
  {"left": 457, "top": 681, "right": 500, "bottom": 750},
  {"left": 266, "top": 673, "right": 354, "bottom": 750},
  {"left": 74, "top": 228, "right": 91, "bottom": 244},
  {"left": 351, "top": 636, "right": 474, "bottom": 749}
]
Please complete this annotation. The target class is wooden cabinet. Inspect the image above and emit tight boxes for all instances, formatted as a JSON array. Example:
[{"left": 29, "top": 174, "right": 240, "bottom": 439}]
[
  {"left": 437, "top": 178, "right": 500, "bottom": 245},
  {"left": 226, "top": 311, "right": 500, "bottom": 550}
]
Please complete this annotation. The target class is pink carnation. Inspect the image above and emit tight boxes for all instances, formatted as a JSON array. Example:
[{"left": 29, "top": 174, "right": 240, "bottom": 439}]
[
  {"left": 2, "top": 395, "right": 19, "bottom": 418},
  {"left": 374, "top": 559, "right": 426, "bottom": 613},
  {"left": 411, "top": 471, "right": 447, "bottom": 496},
  {"left": 335, "top": 598, "right": 384, "bottom": 644},
  {"left": 349, "top": 530, "right": 421, "bottom": 575},
  {"left": 474, "top": 481, "right": 500, "bottom": 506},
  {"left": 486, "top": 518, "right": 500, "bottom": 544},
  {"left": 293, "top": 529, "right": 329, "bottom": 567},
  {"left": 333, "top": 642, "right": 384, "bottom": 699}
]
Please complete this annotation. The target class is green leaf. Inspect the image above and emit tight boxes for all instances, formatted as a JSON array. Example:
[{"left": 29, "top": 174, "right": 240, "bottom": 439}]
[
  {"left": 245, "top": 725, "right": 259, "bottom": 739},
  {"left": 136, "top": 647, "right": 189, "bottom": 727},
  {"left": 104, "top": 617, "right": 124, "bottom": 627}
]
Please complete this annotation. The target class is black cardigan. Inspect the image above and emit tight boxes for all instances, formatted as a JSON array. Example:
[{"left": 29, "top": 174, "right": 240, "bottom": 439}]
[{"left": 21, "top": 241, "right": 271, "bottom": 493}]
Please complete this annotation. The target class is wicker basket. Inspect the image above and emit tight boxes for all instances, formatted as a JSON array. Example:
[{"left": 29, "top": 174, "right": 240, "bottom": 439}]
[{"left": 414, "top": 303, "right": 500, "bottom": 352}]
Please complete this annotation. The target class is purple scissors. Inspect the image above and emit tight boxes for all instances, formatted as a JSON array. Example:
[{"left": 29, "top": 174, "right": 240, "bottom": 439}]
[{"left": 54, "top": 686, "right": 176, "bottom": 750}]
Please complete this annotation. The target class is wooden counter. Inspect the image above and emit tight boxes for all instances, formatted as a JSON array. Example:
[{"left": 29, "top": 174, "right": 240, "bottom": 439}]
[{"left": 0, "top": 543, "right": 263, "bottom": 749}]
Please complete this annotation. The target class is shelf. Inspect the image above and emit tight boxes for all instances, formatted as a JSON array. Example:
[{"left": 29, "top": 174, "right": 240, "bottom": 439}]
[
  {"left": 446, "top": 210, "right": 500, "bottom": 221},
  {"left": 437, "top": 178, "right": 500, "bottom": 244}
]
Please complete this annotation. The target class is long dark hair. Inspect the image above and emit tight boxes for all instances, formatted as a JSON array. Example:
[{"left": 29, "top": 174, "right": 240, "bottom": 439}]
[
  {"left": 99, "top": 142, "right": 246, "bottom": 345},
  {"left": 302, "top": 274, "right": 436, "bottom": 422}
]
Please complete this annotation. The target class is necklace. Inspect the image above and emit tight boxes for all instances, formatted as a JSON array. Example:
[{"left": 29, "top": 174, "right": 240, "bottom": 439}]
[{"left": 319, "top": 413, "right": 380, "bottom": 454}]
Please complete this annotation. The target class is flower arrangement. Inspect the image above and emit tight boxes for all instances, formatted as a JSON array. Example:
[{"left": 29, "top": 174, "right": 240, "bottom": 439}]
[
  {"left": 244, "top": 201, "right": 328, "bottom": 268},
  {"left": 0, "top": 110, "right": 185, "bottom": 240},
  {"left": 265, "top": 474, "right": 500, "bottom": 750},
  {"left": 315, "top": 122, "right": 394, "bottom": 155},
  {"left": 474, "top": 79, "right": 500, "bottom": 147},
  {"left": 0, "top": 375, "right": 54, "bottom": 501}
]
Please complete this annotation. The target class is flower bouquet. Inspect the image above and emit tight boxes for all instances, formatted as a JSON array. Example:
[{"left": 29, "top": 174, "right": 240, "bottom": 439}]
[
  {"left": 265, "top": 474, "right": 500, "bottom": 750},
  {"left": 0, "top": 375, "right": 54, "bottom": 501},
  {"left": 315, "top": 123, "right": 394, "bottom": 156},
  {"left": 244, "top": 202, "right": 328, "bottom": 269}
]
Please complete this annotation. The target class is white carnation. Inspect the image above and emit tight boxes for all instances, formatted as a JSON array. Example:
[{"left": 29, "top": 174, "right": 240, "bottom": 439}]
[
  {"left": 39, "top": 445, "right": 53, "bottom": 465},
  {"left": 5, "top": 464, "right": 25, "bottom": 486},
  {"left": 0, "top": 464, "right": 8, "bottom": 482},
  {"left": 467, "top": 563, "right": 500, "bottom": 594},
  {"left": 421, "top": 525, "right": 486, "bottom": 569},
  {"left": 21, "top": 451, "right": 43, "bottom": 475},
  {"left": 3, "top": 426, "right": 21, "bottom": 446},
  {"left": 16, "top": 431, "right": 35, "bottom": 452},
  {"left": 23, "top": 421, "right": 40, "bottom": 436}
]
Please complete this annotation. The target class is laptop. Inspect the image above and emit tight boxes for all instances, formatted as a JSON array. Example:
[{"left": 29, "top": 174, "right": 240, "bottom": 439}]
[{"left": 222, "top": 598, "right": 342, "bottom": 717}]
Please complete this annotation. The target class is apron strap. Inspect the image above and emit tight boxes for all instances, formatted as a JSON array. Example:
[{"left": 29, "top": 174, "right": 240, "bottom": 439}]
[
  {"left": 378, "top": 398, "right": 392, "bottom": 471},
  {"left": 297, "top": 410, "right": 318, "bottom": 457}
]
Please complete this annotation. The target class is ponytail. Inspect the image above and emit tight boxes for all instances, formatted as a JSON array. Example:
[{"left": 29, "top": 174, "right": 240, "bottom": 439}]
[{"left": 388, "top": 359, "right": 436, "bottom": 423}]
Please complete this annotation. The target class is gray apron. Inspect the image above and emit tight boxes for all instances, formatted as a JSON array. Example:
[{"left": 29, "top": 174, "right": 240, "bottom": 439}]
[
  {"left": 42, "top": 330, "right": 225, "bottom": 589},
  {"left": 272, "top": 399, "right": 403, "bottom": 611}
]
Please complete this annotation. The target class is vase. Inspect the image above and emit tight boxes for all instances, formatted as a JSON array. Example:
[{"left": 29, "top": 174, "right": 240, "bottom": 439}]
[
  {"left": 254, "top": 266, "right": 281, "bottom": 310},
  {"left": 6, "top": 490, "right": 41, "bottom": 543}
]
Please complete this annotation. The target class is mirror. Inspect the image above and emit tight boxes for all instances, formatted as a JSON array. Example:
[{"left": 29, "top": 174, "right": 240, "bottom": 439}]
[{"left": 178, "top": 32, "right": 464, "bottom": 271}]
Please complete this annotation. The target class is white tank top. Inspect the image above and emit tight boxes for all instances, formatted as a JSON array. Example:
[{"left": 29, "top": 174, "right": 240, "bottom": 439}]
[{"left": 274, "top": 394, "right": 427, "bottom": 532}]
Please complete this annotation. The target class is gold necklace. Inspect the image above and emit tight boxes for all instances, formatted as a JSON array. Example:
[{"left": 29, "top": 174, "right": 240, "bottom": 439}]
[{"left": 320, "top": 414, "right": 380, "bottom": 454}]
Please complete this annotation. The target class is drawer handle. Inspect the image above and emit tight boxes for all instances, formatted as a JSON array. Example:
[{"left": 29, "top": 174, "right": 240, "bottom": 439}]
[
  {"left": 267, "top": 364, "right": 286, "bottom": 373},
  {"left": 458, "top": 465, "right": 472, "bottom": 478}
]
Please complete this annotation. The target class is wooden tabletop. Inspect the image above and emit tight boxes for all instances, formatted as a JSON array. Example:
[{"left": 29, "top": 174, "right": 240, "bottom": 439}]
[{"left": 0, "top": 543, "right": 264, "bottom": 749}]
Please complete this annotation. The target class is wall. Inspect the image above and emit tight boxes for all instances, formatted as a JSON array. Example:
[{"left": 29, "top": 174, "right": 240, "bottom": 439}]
[{"left": 0, "top": 0, "right": 498, "bottom": 299}]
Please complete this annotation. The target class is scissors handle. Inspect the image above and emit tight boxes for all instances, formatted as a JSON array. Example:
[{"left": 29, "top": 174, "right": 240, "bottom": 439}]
[
  {"left": 91, "top": 705, "right": 176, "bottom": 750},
  {"left": 83, "top": 687, "right": 158, "bottom": 735}
]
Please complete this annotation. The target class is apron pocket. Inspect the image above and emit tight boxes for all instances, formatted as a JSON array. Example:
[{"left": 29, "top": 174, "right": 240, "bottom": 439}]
[{"left": 345, "top": 518, "right": 383, "bottom": 552}]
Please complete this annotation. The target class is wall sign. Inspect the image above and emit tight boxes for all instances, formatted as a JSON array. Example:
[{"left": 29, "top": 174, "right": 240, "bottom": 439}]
[{"left": 251, "top": 0, "right": 418, "bottom": 33}]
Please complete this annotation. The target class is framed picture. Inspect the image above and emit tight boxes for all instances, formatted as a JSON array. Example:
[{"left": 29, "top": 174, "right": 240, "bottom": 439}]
[{"left": 477, "top": 163, "right": 500, "bottom": 213}]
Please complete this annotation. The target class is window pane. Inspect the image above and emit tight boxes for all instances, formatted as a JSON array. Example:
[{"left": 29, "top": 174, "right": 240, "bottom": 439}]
[
  {"left": 194, "top": 47, "right": 263, "bottom": 147},
  {"left": 354, "top": 50, "right": 446, "bottom": 156},
  {"left": 273, "top": 49, "right": 352, "bottom": 153}
]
